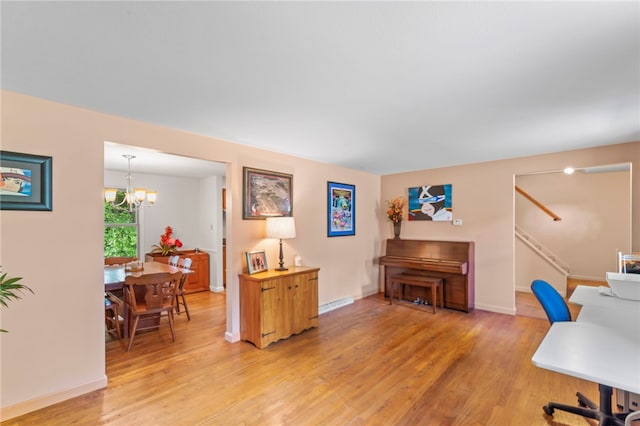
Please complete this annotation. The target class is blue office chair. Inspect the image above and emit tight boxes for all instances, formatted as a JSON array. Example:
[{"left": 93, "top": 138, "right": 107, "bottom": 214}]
[
  {"left": 531, "top": 279, "right": 627, "bottom": 426},
  {"left": 530, "top": 279, "right": 572, "bottom": 324}
]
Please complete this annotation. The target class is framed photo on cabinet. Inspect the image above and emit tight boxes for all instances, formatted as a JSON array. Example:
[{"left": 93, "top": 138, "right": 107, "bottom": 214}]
[{"left": 246, "top": 250, "right": 268, "bottom": 274}]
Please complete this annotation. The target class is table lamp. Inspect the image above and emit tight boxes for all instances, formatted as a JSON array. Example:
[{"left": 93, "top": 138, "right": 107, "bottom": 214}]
[{"left": 266, "top": 217, "right": 296, "bottom": 271}]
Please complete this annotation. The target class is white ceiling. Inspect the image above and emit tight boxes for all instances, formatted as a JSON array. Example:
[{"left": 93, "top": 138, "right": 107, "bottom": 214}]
[
  {"left": 104, "top": 142, "right": 226, "bottom": 178},
  {"left": 2, "top": 1, "right": 639, "bottom": 176}
]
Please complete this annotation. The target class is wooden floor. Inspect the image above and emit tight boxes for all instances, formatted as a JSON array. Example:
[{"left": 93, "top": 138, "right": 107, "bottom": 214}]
[
  {"left": 515, "top": 278, "right": 604, "bottom": 321},
  {"left": 4, "top": 283, "right": 609, "bottom": 426}
]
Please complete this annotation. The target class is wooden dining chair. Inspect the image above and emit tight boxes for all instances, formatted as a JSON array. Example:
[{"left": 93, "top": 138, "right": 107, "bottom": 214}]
[
  {"left": 104, "top": 256, "right": 136, "bottom": 266},
  {"left": 124, "top": 271, "right": 182, "bottom": 351},
  {"left": 175, "top": 258, "right": 193, "bottom": 320},
  {"left": 104, "top": 292, "right": 122, "bottom": 340}
]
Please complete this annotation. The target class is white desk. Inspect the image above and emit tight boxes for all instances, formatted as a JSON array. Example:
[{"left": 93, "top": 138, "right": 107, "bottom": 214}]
[
  {"left": 576, "top": 305, "right": 640, "bottom": 340},
  {"left": 532, "top": 285, "right": 640, "bottom": 422},
  {"left": 569, "top": 285, "right": 640, "bottom": 312},
  {"left": 532, "top": 322, "right": 640, "bottom": 394}
]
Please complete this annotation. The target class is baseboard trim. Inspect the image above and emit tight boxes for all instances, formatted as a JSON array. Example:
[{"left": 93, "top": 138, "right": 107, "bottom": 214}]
[
  {"left": 475, "top": 303, "right": 515, "bottom": 316},
  {"left": 225, "top": 331, "right": 240, "bottom": 343},
  {"left": 319, "top": 296, "right": 354, "bottom": 315},
  {"left": 0, "top": 376, "right": 107, "bottom": 422},
  {"left": 568, "top": 274, "right": 606, "bottom": 282},
  {"left": 209, "top": 284, "right": 225, "bottom": 293}
]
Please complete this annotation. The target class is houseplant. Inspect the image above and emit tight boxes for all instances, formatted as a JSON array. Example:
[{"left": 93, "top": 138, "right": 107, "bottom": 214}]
[
  {"left": 150, "top": 226, "right": 183, "bottom": 256},
  {"left": 0, "top": 269, "right": 34, "bottom": 333}
]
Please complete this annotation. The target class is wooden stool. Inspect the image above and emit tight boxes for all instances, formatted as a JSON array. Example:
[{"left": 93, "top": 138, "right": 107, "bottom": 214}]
[{"left": 389, "top": 274, "right": 443, "bottom": 314}]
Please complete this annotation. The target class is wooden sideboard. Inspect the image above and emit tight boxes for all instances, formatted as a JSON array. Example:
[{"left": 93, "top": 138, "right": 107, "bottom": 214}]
[
  {"left": 239, "top": 266, "right": 319, "bottom": 349},
  {"left": 146, "top": 250, "right": 210, "bottom": 293}
]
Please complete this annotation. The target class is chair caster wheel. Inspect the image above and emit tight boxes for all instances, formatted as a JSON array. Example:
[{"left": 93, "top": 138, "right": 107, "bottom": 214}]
[{"left": 543, "top": 405, "right": 554, "bottom": 416}]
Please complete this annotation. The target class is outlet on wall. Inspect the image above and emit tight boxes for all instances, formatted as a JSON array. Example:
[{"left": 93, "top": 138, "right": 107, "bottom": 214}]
[{"left": 453, "top": 219, "right": 463, "bottom": 226}]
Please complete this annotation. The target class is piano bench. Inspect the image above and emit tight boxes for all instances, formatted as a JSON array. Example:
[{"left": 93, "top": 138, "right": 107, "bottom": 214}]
[{"left": 389, "top": 274, "right": 443, "bottom": 314}]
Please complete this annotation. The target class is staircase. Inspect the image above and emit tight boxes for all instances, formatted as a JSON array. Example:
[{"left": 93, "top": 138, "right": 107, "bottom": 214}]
[{"left": 515, "top": 225, "right": 570, "bottom": 276}]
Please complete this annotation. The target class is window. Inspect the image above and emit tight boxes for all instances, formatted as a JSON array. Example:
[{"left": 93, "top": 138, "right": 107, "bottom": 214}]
[{"left": 104, "top": 190, "right": 139, "bottom": 257}]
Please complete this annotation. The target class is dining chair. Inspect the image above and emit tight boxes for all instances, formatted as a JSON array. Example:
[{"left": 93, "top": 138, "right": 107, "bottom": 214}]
[
  {"left": 104, "top": 292, "right": 122, "bottom": 341},
  {"left": 531, "top": 279, "right": 624, "bottom": 425},
  {"left": 124, "top": 271, "right": 182, "bottom": 351},
  {"left": 175, "top": 257, "right": 193, "bottom": 320},
  {"left": 104, "top": 256, "right": 136, "bottom": 266},
  {"left": 168, "top": 255, "right": 180, "bottom": 267},
  {"left": 626, "top": 410, "right": 640, "bottom": 425}
]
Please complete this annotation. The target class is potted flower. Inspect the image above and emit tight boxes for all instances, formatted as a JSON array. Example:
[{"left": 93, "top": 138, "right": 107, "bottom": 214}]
[
  {"left": 386, "top": 197, "right": 407, "bottom": 239},
  {"left": 0, "top": 269, "right": 34, "bottom": 333},
  {"left": 151, "top": 226, "right": 183, "bottom": 256}
]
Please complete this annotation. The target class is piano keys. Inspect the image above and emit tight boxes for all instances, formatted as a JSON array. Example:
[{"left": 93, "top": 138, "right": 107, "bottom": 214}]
[{"left": 379, "top": 239, "right": 475, "bottom": 312}]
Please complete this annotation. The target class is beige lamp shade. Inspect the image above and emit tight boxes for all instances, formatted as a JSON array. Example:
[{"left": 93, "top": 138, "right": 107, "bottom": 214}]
[
  {"left": 266, "top": 217, "right": 296, "bottom": 239},
  {"left": 266, "top": 217, "right": 296, "bottom": 271}
]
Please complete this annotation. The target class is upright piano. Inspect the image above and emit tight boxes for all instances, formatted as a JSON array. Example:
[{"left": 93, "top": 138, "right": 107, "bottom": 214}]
[{"left": 379, "top": 239, "right": 475, "bottom": 312}]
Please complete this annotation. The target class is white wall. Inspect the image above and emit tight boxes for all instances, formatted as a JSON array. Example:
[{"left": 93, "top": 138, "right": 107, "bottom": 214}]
[
  {"left": 105, "top": 169, "right": 225, "bottom": 290},
  {"left": 104, "top": 169, "right": 222, "bottom": 257}
]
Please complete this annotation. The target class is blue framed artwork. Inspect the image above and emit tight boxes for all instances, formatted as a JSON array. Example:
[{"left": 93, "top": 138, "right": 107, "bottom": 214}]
[
  {"left": 327, "top": 181, "right": 355, "bottom": 237},
  {"left": 0, "top": 150, "right": 52, "bottom": 211}
]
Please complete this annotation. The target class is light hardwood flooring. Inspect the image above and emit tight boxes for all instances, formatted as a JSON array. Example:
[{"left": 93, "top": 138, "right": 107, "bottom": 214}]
[
  {"left": 4, "top": 284, "right": 609, "bottom": 426},
  {"left": 516, "top": 278, "right": 605, "bottom": 320}
]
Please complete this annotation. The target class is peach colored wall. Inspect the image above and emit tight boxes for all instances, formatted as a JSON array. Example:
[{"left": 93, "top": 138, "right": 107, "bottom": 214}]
[
  {"left": 516, "top": 170, "right": 631, "bottom": 279},
  {"left": 1, "top": 90, "right": 638, "bottom": 420},
  {"left": 381, "top": 141, "right": 639, "bottom": 315},
  {"left": 0, "top": 91, "right": 381, "bottom": 420}
]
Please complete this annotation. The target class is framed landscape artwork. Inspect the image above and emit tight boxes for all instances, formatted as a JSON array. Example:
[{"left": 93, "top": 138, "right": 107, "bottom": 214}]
[
  {"left": 243, "top": 167, "right": 293, "bottom": 220},
  {"left": 327, "top": 181, "right": 355, "bottom": 237},
  {"left": 0, "top": 150, "right": 52, "bottom": 211}
]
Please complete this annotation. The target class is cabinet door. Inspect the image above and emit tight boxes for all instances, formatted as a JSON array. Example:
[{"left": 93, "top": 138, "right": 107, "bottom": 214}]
[
  {"left": 294, "top": 271, "right": 318, "bottom": 332},
  {"left": 305, "top": 272, "right": 319, "bottom": 328},
  {"left": 275, "top": 276, "right": 294, "bottom": 340},
  {"left": 183, "top": 253, "right": 210, "bottom": 293},
  {"left": 290, "top": 273, "right": 307, "bottom": 333},
  {"left": 260, "top": 278, "right": 280, "bottom": 347}
]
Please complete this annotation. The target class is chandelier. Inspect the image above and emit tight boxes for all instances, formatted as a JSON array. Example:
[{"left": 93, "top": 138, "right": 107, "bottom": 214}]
[{"left": 104, "top": 154, "right": 157, "bottom": 211}]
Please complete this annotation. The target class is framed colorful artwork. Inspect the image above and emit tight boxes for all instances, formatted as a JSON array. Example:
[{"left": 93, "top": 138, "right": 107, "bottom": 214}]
[
  {"left": 246, "top": 250, "right": 268, "bottom": 274},
  {"left": 327, "top": 181, "right": 355, "bottom": 237},
  {"left": 408, "top": 184, "right": 452, "bottom": 221},
  {"left": 0, "top": 150, "right": 52, "bottom": 211},
  {"left": 243, "top": 167, "right": 293, "bottom": 219}
]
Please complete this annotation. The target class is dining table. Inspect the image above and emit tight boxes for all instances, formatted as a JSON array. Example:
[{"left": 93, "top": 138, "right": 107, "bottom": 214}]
[{"left": 104, "top": 261, "right": 193, "bottom": 338}]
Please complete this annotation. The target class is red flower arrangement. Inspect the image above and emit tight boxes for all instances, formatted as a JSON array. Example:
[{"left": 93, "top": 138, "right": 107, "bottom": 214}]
[{"left": 151, "top": 226, "right": 183, "bottom": 255}]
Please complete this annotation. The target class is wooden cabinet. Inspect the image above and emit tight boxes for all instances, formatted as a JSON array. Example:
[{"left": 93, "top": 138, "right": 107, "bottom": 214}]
[
  {"left": 239, "top": 266, "right": 319, "bottom": 349},
  {"left": 146, "top": 250, "right": 210, "bottom": 293}
]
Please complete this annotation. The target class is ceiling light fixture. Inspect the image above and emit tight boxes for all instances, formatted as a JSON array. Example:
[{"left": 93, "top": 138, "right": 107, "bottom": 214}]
[
  {"left": 563, "top": 167, "right": 575, "bottom": 175},
  {"left": 104, "top": 154, "right": 157, "bottom": 211}
]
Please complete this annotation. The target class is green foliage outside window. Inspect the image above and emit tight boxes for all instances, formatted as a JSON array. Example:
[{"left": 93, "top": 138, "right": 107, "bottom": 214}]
[{"left": 104, "top": 191, "right": 138, "bottom": 257}]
